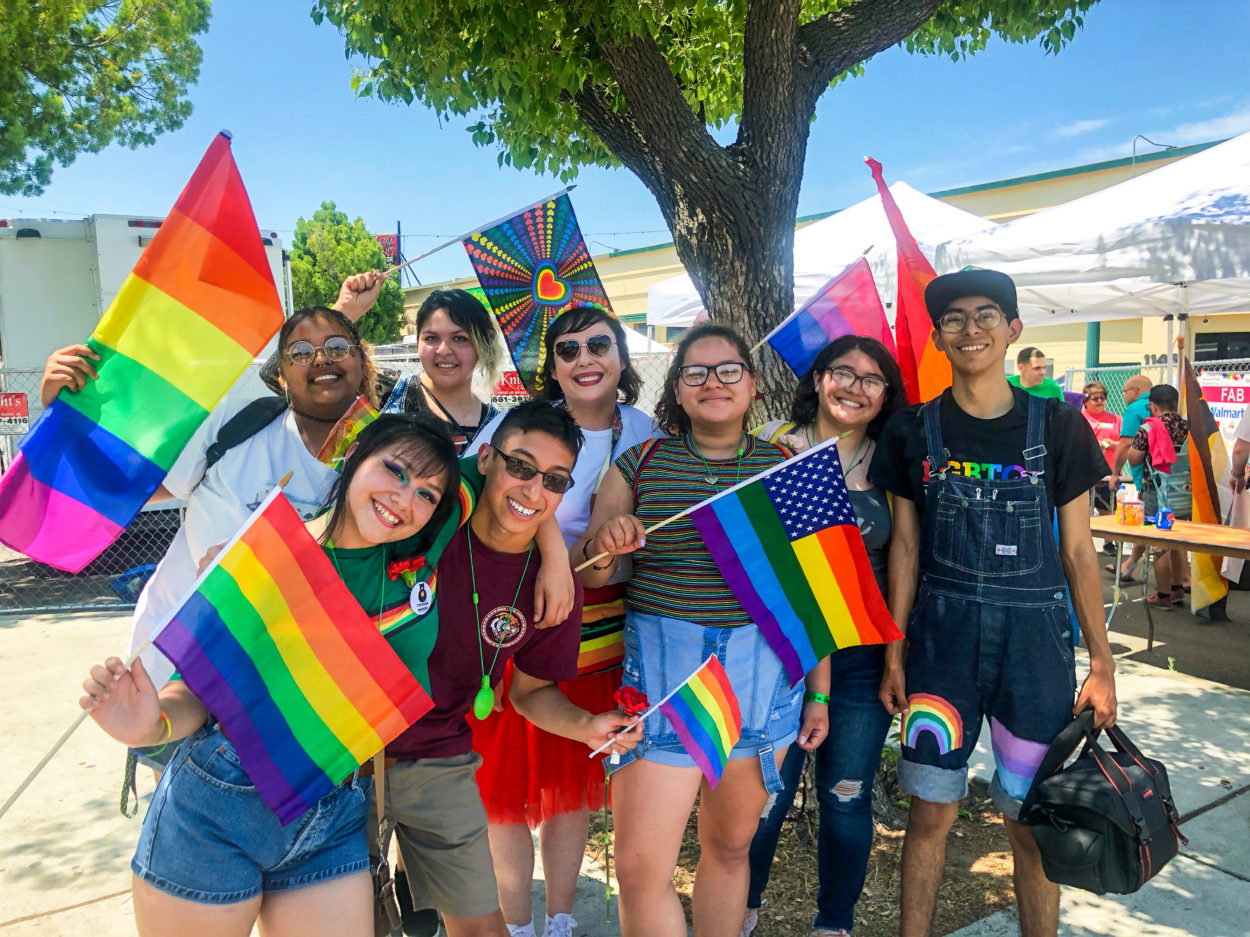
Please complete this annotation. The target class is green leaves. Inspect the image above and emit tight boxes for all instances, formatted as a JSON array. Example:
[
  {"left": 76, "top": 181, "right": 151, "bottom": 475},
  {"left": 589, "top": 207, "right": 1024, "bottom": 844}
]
[
  {"left": 0, "top": 0, "right": 211, "bottom": 196},
  {"left": 290, "top": 201, "right": 408, "bottom": 345}
]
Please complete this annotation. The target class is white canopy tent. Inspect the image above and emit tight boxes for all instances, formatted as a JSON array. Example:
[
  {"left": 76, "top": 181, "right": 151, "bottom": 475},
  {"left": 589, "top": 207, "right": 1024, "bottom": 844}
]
[
  {"left": 645, "top": 182, "right": 996, "bottom": 329},
  {"left": 934, "top": 131, "right": 1250, "bottom": 331}
]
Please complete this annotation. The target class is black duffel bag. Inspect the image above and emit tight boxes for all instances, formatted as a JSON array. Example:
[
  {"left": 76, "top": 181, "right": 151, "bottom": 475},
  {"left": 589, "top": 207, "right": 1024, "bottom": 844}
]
[{"left": 1019, "top": 710, "right": 1187, "bottom": 895}]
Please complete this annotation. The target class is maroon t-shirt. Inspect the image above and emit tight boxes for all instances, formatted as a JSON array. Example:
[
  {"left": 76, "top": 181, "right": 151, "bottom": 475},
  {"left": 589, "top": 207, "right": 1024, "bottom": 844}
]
[{"left": 388, "top": 524, "right": 583, "bottom": 760}]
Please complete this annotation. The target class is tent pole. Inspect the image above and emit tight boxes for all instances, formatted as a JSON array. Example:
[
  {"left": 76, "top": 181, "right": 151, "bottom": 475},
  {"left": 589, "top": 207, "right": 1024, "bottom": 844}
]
[{"left": 1165, "top": 314, "right": 1175, "bottom": 386}]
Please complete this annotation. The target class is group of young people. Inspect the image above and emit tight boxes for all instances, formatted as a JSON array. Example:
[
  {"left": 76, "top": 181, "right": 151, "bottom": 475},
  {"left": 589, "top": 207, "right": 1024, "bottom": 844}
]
[{"left": 63, "top": 265, "right": 1118, "bottom": 937}]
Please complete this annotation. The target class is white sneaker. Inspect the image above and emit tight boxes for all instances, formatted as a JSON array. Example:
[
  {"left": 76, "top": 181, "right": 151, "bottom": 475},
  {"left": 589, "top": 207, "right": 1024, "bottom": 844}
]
[
  {"left": 811, "top": 929, "right": 851, "bottom": 937},
  {"left": 544, "top": 913, "right": 578, "bottom": 937},
  {"left": 507, "top": 923, "right": 536, "bottom": 937},
  {"left": 740, "top": 907, "right": 759, "bottom": 937}
]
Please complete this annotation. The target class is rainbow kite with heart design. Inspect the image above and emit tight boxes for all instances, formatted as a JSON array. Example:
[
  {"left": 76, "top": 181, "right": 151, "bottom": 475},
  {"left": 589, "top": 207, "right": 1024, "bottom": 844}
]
[
  {"left": 462, "top": 192, "right": 612, "bottom": 393},
  {"left": 0, "top": 132, "right": 284, "bottom": 571}
]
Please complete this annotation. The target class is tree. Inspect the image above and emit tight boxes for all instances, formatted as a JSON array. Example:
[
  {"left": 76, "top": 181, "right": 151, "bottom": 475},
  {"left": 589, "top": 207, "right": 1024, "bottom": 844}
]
[
  {"left": 290, "top": 201, "right": 407, "bottom": 345},
  {"left": 0, "top": 0, "right": 211, "bottom": 196},
  {"left": 313, "top": 0, "right": 1098, "bottom": 409}
]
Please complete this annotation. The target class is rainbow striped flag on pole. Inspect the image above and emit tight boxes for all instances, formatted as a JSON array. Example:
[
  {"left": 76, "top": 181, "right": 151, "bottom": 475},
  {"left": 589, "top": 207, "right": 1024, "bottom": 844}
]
[
  {"left": 150, "top": 489, "right": 434, "bottom": 824},
  {"left": 690, "top": 438, "right": 902, "bottom": 686},
  {"left": 655, "top": 656, "right": 742, "bottom": 788},
  {"left": 0, "top": 132, "right": 284, "bottom": 571}
]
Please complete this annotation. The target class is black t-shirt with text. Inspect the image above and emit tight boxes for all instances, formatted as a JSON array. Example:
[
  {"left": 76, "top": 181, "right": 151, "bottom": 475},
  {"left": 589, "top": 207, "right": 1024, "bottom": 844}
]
[{"left": 870, "top": 386, "right": 1105, "bottom": 515}]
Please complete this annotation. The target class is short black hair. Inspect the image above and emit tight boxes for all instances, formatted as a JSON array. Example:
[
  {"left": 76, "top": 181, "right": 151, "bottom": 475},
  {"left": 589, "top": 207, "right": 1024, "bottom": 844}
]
[
  {"left": 1016, "top": 346, "right": 1045, "bottom": 366},
  {"left": 492, "top": 399, "right": 583, "bottom": 463},
  {"left": 415, "top": 288, "right": 502, "bottom": 379},
  {"left": 1148, "top": 384, "right": 1179, "bottom": 411}
]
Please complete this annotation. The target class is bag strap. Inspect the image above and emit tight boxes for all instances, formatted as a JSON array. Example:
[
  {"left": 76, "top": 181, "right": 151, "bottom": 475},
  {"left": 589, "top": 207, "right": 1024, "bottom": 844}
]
[
  {"left": 1020, "top": 711, "right": 1095, "bottom": 817},
  {"left": 1105, "top": 724, "right": 1180, "bottom": 819},
  {"left": 204, "top": 397, "right": 288, "bottom": 471},
  {"left": 372, "top": 749, "right": 391, "bottom": 852}
]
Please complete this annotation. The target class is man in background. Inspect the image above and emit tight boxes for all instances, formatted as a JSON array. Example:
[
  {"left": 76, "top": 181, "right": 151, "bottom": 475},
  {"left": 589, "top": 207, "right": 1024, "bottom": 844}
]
[
  {"left": 1008, "top": 347, "right": 1065, "bottom": 399},
  {"left": 1107, "top": 374, "right": 1155, "bottom": 577}
]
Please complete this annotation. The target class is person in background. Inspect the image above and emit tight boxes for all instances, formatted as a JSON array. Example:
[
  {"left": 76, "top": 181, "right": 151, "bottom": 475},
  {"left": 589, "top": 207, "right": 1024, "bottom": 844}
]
[
  {"left": 1229, "top": 406, "right": 1250, "bottom": 494},
  {"left": 1127, "top": 384, "right": 1191, "bottom": 609},
  {"left": 1007, "top": 347, "right": 1065, "bottom": 399},
  {"left": 1108, "top": 374, "right": 1156, "bottom": 580},
  {"left": 1081, "top": 380, "right": 1121, "bottom": 515},
  {"left": 745, "top": 334, "right": 908, "bottom": 937}
]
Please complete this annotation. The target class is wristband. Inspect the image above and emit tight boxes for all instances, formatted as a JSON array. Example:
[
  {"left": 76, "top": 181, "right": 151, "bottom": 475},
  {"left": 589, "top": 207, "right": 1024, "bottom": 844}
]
[
  {"left": 803, "top": 692, "right": 830, "bottom": 706},
  {"left": 148, "top": 711, "right": 173, "bottom": 755},
  {"left": 583, "top": 539, "right": 617, "bottom": 571}
]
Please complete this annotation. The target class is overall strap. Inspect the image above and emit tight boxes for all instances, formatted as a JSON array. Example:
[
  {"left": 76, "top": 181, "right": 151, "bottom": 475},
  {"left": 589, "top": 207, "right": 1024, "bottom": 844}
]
[
  {"left": 921, "top": 398, "right": 948, "bottom": 480},
  {"left": 1022, "top": 392, "right": 1049, "bottom": 481}
]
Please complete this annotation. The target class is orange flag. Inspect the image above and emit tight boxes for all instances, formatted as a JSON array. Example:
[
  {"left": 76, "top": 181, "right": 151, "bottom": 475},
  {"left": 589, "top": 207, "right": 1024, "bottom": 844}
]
[
  {"left": 865, "top": 158, "right": 952, "bottom": 403},
  {"left": 1182, "top": 357, "right": 1229, "bottom": 611}
]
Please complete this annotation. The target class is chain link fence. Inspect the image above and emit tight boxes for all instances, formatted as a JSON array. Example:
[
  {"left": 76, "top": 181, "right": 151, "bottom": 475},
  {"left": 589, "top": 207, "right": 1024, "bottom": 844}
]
[{"left": 0, "top": 348, "right": 675, "bottom": 616}]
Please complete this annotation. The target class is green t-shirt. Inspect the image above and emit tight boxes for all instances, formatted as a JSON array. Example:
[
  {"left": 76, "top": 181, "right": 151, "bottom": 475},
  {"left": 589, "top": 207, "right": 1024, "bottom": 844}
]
[{"left": 1007, "top": 374, "right": 1065, "bottom": 399}]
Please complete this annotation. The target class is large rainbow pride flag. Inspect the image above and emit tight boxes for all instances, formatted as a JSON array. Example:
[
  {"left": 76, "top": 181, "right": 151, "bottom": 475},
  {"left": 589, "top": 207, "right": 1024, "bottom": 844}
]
[
  {"left": 0, "top": 133, "right": 284, "bottom": 572},
  {"left": 866, "top": 157, "right": 951, "bottom": 404},
  {"left": 690, "top": 439, "right": 902, "bottom": 686},
  {"left": 152, "top": 489, "right": 433, "bottom": 824},
  {"left": 657, "top": 656, "right": 742, "bottom": 788},
  {"left": 762, "top": 257, "right": 895, "bottom": 379}
]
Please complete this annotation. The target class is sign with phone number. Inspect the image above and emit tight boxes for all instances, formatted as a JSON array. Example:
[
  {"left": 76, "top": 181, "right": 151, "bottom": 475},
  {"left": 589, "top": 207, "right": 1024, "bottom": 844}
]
[{"left": 0, "top": 392, "right": 28, "bottom": 434}]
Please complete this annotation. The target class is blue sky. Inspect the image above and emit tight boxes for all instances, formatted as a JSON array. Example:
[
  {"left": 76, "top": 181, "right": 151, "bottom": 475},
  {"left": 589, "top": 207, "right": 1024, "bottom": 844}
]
[{"left": 5, "top": 0, "right": 1248, "bottom": 284}]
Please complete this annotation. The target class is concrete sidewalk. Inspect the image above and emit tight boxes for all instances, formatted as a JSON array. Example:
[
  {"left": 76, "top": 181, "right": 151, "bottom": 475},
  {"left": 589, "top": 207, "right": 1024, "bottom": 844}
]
[{"left": 2, "top": 605, "right": 1248, "bottom": 936}]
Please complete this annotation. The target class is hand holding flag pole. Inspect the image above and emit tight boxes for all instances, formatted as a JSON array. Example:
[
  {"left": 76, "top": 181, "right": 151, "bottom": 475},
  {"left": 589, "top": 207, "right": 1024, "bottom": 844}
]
[{"left": 587, "top": 657, "right": 718, "bottom": 758}]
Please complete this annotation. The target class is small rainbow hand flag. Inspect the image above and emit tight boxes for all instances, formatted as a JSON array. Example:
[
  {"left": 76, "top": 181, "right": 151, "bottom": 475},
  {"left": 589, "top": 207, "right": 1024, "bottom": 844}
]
[
  {"left": 690, "top": 438, "right": 902, "bottom": 686},
  {"left": 0, "top": 132, "right": 284, "bottom": 571},
  {"left": 656, "top": 656, "right": 742, "bottom": 789},
  {"left": 150, "top": 489, "right": 433, "bottom": 824},
  {"left": 316, "top": 395, "right": 380, "bottom": 469}
]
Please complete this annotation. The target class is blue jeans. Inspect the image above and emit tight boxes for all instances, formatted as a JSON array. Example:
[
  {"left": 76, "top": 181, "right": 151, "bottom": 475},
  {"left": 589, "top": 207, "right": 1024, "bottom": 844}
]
[{"left": 747, "top": 646, "right": 891, "bottom": 932}]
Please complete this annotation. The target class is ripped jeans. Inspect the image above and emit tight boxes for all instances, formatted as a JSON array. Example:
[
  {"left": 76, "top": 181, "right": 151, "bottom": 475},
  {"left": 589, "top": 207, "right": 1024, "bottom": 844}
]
[{"left": 747, "top": 645, "right": 891, "bottom": 932}]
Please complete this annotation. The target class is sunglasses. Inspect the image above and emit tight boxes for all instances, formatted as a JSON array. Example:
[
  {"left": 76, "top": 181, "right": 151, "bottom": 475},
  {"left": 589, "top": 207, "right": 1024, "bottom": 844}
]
[
  {"left": 554, "top": 334, "right": 615, "bottom": 362},
  {"left": 490, "top": 445, "right": 575, "bottom": 494},
  {"left": 284, "top": 336, "right": 356, "bottom": 366},
  {"left": 1085, "top": 394, "right": 1107, "bottom": 402},
  {"left": 678, "top": 362, "right": 748, "bottom": 386}
]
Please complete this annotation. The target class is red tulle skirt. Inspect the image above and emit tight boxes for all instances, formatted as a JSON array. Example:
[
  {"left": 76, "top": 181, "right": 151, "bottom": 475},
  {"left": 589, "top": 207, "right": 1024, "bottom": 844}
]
[{"left": 471, "top": 660, "right": 621, "bottom": 827}]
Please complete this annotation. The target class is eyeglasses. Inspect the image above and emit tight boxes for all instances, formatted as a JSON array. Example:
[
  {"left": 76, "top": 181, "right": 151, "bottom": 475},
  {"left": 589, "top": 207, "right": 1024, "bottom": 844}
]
[
  {"left": 822, "top": 366, "right": 888, "bottom": 400},
  {"left": 1085, "top": 394, "right": 1107, "bottom": 402},
  {"left": 554, "top": 334, "right": 614, "bottom": 362},
  {"left": 678, "top": 362, "right": 748, "bottom": 387},
  {"left": 490, "top": 445, "right": 575, "bottom": 494},
  {"left": 283, "top": 336, "right": 357, "bottom": 366},
  {"left": 937, "top": 308, "right": 1004, "bottom": 333}
]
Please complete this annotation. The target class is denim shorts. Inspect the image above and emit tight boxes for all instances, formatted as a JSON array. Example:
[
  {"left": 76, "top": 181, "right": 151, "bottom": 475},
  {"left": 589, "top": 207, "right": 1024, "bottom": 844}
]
[
  {"left": 615, "top": 611, "right": 802, "bottom": 792},
  {"left": 132, "top": 722, "right": 372, "bottom": 904}
]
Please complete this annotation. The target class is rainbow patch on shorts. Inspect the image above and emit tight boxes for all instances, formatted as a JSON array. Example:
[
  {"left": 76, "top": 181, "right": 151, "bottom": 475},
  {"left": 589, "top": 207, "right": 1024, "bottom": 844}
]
[{"left": 904, "top": 694, "right": 964, "bottom": 756}]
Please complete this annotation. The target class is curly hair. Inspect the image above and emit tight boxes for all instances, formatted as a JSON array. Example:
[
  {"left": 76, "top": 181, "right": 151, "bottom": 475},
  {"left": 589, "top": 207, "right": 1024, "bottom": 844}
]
[
  {"left": 789, "top": 335, "right": 907, "bottom": 440},
  {"left": 653, "top": 324, "right": 756, "bottom": 436},
  {"left": 535, "top": 304, "right": 641, "bottom": 406},
  {"left": 277, "top": 306, "right": 378, "bottom": 406}
]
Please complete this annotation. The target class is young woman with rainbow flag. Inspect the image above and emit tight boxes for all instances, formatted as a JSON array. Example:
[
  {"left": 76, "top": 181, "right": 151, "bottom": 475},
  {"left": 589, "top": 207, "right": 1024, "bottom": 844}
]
[
  {"left": 78, "top": 414, "right": 462, "bottom": 937},
  {"left": 575, "top": 323, "right": 819, "bottom": 937}
]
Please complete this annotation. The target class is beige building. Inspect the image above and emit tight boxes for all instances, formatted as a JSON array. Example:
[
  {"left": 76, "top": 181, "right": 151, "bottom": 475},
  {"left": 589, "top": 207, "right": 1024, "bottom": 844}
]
[{"left": 405, "top": 140, "right": 1243, "bottom": 380}]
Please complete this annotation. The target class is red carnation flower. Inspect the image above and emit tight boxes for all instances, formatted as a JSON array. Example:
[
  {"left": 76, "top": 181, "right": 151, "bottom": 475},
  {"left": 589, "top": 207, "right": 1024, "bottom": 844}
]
[
  {"left": 387, "top": 555, "right": 427, "bottom": 580},
  {"left": 615, "top": 686, "right": 649, "bottom": 717}
]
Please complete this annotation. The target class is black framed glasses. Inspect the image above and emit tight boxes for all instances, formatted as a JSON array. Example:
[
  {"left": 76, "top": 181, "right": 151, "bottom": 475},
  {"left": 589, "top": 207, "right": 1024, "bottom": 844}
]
[
  {"left": 554, "top": 334, "right": 614, "bottom": 362},
  {"left": 490, "top": 445, "right": 575, "bottom": 494},
  {"left": 822, "top": 366, "right": 888, "bottom": 400},
  {"left": 678, "top": 362, "right": 748, "bottom": 387},
  {"left": 283, "top": 336, "right": 357, "bottom": 366},
  {"left": 937, "top": 308, "right": 1004, "bottom": 333}
]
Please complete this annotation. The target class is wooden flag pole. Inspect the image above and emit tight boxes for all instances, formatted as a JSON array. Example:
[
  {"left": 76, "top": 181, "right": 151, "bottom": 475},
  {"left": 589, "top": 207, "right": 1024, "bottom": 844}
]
[
  {"left": 573, "top": 509, "right": 693, "bottom": 574},
  {"left": 586, "top": 655, "right": 718, "bottom": 757}
]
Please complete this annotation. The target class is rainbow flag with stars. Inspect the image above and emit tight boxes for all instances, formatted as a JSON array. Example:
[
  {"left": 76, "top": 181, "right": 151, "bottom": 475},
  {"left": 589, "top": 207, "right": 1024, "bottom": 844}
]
[
  {"left": 0, "top": 132, "right": 284, "bottom": 571},
  {"left": 657, "top": 656, "right": 742, "bottom": 788},
  {"left": 151, "top": 488, "right": 433, "bottom": 824},
  {"left": 690, "top": 438, "right": 902, "bottom": 686}
]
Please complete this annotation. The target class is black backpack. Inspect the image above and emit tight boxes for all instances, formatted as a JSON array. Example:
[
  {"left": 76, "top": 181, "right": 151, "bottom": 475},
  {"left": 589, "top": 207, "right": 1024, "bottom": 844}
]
[
  {"left": 1019, "top": 711, "right": 1186, "bottom": 895},
  {"left": 203, "top": 397, "right": 288, "bottom": 472}
]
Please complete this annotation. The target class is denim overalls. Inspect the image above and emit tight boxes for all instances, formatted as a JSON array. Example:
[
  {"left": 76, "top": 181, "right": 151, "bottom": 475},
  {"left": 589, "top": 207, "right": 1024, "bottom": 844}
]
[{"left": 896, "top": 392, "right": 1077, "bottom": 818}]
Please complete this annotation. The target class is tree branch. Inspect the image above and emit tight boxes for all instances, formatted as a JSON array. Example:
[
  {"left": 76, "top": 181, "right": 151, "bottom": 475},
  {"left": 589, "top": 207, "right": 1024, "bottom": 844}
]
[
  {"left": 796, "top": 0, "right": 940, "bottom": 106},
  {"left": 739, "top": 0, "right": 804, "bottom": 160}
]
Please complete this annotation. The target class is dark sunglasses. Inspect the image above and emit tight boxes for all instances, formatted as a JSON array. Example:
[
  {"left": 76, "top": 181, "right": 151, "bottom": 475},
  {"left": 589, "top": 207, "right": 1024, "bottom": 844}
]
[
  {"left": 490, "top": 445, "right": 575, "bottom": 494},
  {"left": 1085, "top": 394, "right": 1107, "bottom": 402},
  {"left": 284, "top": 336, "right": 356, "bottom": 366},
  {"left": 554, "top": 334, "right": 614, "bottom": 362}
]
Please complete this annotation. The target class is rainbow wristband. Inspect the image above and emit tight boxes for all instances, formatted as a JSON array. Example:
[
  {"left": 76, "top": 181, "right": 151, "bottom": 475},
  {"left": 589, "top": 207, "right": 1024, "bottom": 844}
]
[
  {"left": 803, "top": 692, "right": 830, "bottom": 706},
  {"left": 147, "top": 711, "right": 173, "bottom": 756}
]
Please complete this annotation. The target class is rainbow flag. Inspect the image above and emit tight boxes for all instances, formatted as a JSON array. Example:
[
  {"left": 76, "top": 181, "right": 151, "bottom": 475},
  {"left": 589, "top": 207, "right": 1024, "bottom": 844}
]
[
  {"left": 657, "top": 656, "right": 742, "bottom": 788},
  {"left": 1182, "top": 357, "right": 1230, "bottom": 612},
  {"left": 866, "top": 157, "right": 951, "bottom": 404},
  {"left": 763, "top": 257, "right": 894, "bottom": 378},
  {"left": 690, "top": 439, "right": 902, "bottom": 686},
  {"left": 0, "top": 133, "right": 283, "bottom": 571},
  {"left": 317, "top": 396, "right": 380, "bottom": 469},
  {"left": 151, "top": 489, "right": 433, "bottom": 824},
  {"left": 463, "top": 192, "right": 611, "bottom": 393}
]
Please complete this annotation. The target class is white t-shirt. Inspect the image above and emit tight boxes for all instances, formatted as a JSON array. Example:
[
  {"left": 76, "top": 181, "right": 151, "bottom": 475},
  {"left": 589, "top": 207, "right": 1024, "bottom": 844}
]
[
  {"left": 470, "top": 403, "right": 661, "bottom": 547},
  {"left": 127, "top": 398, "right": 337, "bottom": 686},
  {"left": 1235, "top": 408, "right": 1250, "bottom": 443}
]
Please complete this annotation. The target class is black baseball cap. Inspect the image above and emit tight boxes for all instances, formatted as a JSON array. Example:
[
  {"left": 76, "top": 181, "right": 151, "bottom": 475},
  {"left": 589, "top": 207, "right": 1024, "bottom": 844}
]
[{"left": 924, "top": 269, "right": 1018, "bottom": 326}]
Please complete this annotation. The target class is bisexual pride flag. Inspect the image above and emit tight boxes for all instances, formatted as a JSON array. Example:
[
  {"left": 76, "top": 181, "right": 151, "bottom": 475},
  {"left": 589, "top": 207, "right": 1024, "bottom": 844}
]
[
  {"left": 763, "top": 257, "right": 894, "bottom": 378},
  {"left": 0, "top": 133, "right": 284, "bottom": 571},
  {"left": 690, "top": 438, "right": 902, "bottom": 686},
  {"left": 657, "top": 656, "right": 742, "bottom": 788},
  {"left": 151, "top": 489, "right": 434, "bottom": 824}
]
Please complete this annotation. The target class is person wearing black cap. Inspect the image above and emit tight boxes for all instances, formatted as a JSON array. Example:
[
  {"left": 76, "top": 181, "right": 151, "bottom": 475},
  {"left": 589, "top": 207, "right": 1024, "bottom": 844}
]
[{"left": 869, "top": 269, "right": 1118, "bottom": 937}]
